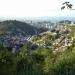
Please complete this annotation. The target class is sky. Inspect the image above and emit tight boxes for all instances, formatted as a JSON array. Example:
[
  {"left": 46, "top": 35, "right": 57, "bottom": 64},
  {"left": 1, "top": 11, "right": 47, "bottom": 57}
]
[{"left": 0, "top": 0, "right": 75, "bottom": 18}]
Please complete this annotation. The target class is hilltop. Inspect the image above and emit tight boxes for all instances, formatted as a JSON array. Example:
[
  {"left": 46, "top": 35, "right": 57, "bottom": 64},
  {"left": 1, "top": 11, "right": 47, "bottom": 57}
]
[
  {"left": 30, "top": 25, "right": 75, "bottom": 52},
  {"left": 0, "top": 20, "right": 46, "bottom": 36}
]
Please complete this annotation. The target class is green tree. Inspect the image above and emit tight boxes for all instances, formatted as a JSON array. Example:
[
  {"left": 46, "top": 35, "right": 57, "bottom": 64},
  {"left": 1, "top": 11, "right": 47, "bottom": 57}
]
[
  {"left": 0, "top": 50, "right": 17, "bottom": 75},
  {"left": 61, "top": 1, "right": 75, "bottom": 10},
  {"left": 54, "top": 45, "right": 75, "bottom": 75},
  {"left": 31, "top": 46, "right": 54, "bottom": 75},
  {"left": 16, "top": 44, "right": 35, "bottom": 75}
]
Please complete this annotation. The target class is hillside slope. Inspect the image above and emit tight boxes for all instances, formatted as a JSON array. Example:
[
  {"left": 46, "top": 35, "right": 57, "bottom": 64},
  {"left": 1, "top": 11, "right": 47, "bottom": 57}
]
[{"left": 0, "top": 20, "right": 39, "bottom": 36}]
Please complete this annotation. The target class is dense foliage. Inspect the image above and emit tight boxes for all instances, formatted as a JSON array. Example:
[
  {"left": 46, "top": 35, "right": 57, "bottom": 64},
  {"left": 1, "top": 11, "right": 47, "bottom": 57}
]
[{"left": 0, "top": 43, "right": 75, "bottom": 75}]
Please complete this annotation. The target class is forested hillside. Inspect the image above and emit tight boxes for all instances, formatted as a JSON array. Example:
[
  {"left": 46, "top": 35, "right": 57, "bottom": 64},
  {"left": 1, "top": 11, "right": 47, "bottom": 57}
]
[
  {"left": 0, "top": 25, "right": 75, "bottom": 75},
  {"left": 0, "top": 20, "right": 47, "bottom": 36}
]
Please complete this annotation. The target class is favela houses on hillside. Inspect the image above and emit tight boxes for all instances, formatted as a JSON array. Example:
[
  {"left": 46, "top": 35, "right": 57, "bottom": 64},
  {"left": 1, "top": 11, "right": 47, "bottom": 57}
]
[{"left": 0, "top": 0, "right": 75, "bottom": 75}]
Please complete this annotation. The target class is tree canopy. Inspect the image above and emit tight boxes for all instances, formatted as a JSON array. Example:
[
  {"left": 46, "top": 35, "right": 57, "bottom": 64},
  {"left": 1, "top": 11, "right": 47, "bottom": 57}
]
[{"left": 61, "top": 1, "right": 74, "bottom": 10}]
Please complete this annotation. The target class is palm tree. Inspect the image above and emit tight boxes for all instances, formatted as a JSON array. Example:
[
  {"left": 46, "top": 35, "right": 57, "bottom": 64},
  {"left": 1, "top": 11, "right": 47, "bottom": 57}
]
[{"left": 61, "top": 1, "right": 74, "bottom": 10}]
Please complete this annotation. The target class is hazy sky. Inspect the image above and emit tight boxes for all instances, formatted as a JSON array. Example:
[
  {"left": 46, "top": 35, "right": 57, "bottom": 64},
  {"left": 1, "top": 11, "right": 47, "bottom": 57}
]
[{"left": 0, "top": 0, "right": 75, "bottom": 18}]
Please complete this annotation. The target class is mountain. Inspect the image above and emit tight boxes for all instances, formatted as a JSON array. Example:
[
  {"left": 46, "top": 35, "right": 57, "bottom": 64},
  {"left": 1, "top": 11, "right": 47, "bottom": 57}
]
[{"left": 0, "top": 20, "right": 40, "bottom": 36}]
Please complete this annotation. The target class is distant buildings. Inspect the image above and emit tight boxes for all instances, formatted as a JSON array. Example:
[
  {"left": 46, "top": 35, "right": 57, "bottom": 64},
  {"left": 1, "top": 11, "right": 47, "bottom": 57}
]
[{"left": 0, "top": 33, "right": 29, "bottom": 53}]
